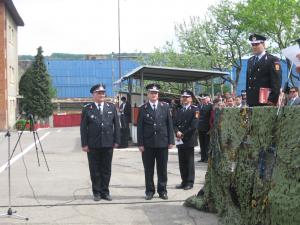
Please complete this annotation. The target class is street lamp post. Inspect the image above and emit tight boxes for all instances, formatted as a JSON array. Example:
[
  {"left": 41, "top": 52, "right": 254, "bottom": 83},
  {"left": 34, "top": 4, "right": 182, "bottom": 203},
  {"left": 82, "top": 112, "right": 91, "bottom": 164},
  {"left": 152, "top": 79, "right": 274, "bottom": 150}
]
[{"left": 118, "top": 0, "right": 121, "bottom": 80}]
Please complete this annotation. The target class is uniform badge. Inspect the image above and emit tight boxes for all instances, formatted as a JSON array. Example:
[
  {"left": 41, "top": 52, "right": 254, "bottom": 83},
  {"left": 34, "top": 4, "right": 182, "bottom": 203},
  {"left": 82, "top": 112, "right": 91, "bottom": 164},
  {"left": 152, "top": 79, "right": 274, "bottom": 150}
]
[
  {"left": 195, "top": 111, "right": 200, "bottom": 119},
  {"left": 274, "top": 62, "right": 280, "bottom": 71},
  {"left": 147, "top": 114, "right": 149, "bottom": 117},
  {"left": 90, "top": 115, "right": 95, "bottom": 119}
]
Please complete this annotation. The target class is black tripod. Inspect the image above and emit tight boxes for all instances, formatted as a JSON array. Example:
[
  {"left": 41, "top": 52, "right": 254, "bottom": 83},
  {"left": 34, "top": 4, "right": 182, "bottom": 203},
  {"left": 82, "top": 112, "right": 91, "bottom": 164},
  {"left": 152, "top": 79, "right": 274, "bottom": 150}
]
[
  {"left": 0, "top": 131, "right": 29, "bottom": 220},
  {"left": 9, "top": 114, "right": 49, "bottom": 170}
]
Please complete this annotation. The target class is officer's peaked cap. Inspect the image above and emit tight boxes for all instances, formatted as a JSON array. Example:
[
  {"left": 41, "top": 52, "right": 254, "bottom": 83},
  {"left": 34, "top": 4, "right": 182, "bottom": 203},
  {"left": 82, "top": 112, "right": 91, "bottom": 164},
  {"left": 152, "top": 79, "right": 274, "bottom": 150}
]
[
  {"left": 90, "top": 83, "right": 106, "bottom": 93},
  {"left": 181, "top": 90, "right": 194, "bottom": 97},
  {"left": 249, "top": 33, "right": 266, "bottom": 43},
  {"left": 146, "top": 83, "right": 160, "bottom": 92}
]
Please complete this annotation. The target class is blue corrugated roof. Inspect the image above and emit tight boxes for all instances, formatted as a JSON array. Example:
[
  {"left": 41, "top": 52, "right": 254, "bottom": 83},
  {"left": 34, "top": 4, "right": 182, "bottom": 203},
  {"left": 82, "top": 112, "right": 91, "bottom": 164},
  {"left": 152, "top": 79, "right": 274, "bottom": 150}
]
[{"left": 45, "top": 59, "right": 140, "bottom": 98}]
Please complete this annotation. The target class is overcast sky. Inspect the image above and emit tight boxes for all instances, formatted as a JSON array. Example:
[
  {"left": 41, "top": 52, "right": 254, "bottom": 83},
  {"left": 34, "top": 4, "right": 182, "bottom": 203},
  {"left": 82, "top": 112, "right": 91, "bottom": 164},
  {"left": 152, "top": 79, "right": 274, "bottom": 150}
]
[{"left": 13, "top": 0, "right": 216, "bottom": 56}]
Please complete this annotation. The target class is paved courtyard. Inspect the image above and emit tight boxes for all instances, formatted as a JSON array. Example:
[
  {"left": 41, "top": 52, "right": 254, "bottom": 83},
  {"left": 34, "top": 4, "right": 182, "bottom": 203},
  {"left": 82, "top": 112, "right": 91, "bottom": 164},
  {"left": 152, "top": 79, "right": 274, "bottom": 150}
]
[{"left": 0, "top": 127, "right": 219, "bottom": 225}]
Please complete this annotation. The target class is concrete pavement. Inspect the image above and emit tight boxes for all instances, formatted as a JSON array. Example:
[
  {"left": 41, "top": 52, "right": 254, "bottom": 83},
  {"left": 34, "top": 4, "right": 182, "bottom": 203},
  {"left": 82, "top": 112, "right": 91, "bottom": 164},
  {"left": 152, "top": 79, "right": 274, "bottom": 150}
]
[{"left": 0, "top": 127, "right": 219, "bottom": 225}]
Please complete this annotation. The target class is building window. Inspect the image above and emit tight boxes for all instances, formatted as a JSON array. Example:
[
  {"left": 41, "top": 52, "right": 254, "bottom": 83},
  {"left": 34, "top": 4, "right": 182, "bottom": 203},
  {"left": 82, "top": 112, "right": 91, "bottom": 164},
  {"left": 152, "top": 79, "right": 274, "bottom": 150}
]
[
  {"left": 9, "top": 66, "right": 15, "bottom": 84},
  {"left": 8, "top": 25, "right": 15, "bottom": 45}
]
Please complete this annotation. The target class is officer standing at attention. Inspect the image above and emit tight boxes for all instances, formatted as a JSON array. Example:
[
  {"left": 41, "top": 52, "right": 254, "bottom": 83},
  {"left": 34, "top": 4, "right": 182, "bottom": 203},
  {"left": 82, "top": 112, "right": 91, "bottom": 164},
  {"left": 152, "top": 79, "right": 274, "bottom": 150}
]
[
  {"left": 137, "top": 83, "right": 175, "bottom": 200},
  {"left": 80, "top": 84, "right": 120, "bottom": 201},
  {"left": 246, "top": 34, "right": 282, "bottom": 106},
  {"left": 173, "top": 90, "right": 199, "bottom": 190}
]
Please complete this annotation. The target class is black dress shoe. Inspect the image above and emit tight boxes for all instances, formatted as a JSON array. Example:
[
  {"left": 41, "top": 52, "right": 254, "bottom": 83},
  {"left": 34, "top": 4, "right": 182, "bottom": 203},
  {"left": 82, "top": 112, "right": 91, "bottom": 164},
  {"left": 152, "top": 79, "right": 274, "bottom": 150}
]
[
  {"left": 183, "top": 185, "right": 193, "bottom": 190},
  {"left": 93, "top": 195, "right": 101, "bottom": 201},
  {"left": 145, "top": 193, "right": 153, "bottom": 200},
  {"left": 159, "top": 193, "right": 168, "bottom": 200},
  {"left": 101, "top": 194, "right": 112, "bottom": 201},
  {"left": 175, "top": 184, "right": 185, "bottom": 189}
]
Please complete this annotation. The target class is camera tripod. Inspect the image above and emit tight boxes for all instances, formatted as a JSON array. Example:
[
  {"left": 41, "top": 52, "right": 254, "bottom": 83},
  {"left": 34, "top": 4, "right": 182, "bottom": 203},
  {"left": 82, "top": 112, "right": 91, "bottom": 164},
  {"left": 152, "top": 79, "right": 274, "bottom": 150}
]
[
  {"left": 0, "top": 131, "right": 29, "bottom": 220},
  {"left": 0, "top": 115, "right": 49, "bottom": 221}
]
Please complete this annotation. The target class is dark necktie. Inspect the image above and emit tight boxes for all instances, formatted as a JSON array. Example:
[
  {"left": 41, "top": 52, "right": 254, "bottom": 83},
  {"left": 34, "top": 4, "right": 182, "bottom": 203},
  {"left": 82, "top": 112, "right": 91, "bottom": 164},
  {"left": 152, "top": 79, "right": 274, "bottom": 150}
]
[
  {"left": 253, "top": 56, "right": 259, "bottom": 66},
  {"left": 153, "top": 104, "right": 156, "bottom": 112},
  {"left": 98, "top": 104, "right": 103, "bottom": 122}
]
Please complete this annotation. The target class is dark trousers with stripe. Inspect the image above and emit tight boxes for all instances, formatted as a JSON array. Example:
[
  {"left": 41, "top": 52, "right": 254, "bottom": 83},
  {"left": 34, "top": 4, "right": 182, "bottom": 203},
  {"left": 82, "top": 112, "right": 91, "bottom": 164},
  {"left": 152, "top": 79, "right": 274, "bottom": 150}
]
[
  {"left": 87, "top": 148, "right": 113, "bottom": 196},
  {"left": 177, "top": 146, "right": 195, "bottom": 186},
  {"left": 142, "top": 147, "right": 168, "bottom": 195},
  {"left": 198, "top": 131, "right": 210, "bottom": 161}
]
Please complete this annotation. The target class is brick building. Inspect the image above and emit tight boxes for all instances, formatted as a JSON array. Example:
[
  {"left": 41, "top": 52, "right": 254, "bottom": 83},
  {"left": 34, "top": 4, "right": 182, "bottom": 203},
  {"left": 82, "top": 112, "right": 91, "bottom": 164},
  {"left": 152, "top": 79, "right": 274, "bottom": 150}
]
[{"left": 0, "top": 0, "right": 24, "bottom": 130}]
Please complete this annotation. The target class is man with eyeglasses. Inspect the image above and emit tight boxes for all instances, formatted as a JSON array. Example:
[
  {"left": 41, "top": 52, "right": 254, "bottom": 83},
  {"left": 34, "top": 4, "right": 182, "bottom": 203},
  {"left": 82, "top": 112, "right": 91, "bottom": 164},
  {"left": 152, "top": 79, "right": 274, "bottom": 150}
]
[
  {"left": 287, "top": 87, "right": 300, "bottom": 106},
  {"left": 137, "top": 83, "right": 174, "bottom": 200},
  {"left": 80, "top": 83, "right": 120, "bottom": 201},
  {"left": 246, "top": 34, "right": 282, "bottom": 106}
]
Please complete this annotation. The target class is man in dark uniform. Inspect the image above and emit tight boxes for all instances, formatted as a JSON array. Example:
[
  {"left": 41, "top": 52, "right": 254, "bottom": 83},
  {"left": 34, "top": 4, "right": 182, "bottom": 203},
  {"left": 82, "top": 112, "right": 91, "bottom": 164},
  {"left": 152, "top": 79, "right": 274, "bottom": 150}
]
[
  {"left": 119, "top": 96, "right": 131, "bottom": 129},
  {"left": 246, "top": 34, "right": 282, "bottom": 106},
  {"left": 119, "top": 96, "right": 131, "bottom": 148},
  {"left": 80, "top": 83, "right": 120, "bottom": 201},
  {"left": 173, "top": 90, "right": 199, "bottom": 190},
  {"left": 197, "top": 94, "right": 212, "bottom": 162},
  {"left": 137, "top": 83, "right": 175, "bottom": 200}
]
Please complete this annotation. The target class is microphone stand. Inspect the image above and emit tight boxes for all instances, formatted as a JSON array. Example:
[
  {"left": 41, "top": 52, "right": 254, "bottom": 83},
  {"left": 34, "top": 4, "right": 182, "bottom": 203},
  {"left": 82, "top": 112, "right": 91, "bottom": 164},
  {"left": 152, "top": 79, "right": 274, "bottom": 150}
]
[{"left": 0, "top": 130, "right": 29, "bottom": 221}]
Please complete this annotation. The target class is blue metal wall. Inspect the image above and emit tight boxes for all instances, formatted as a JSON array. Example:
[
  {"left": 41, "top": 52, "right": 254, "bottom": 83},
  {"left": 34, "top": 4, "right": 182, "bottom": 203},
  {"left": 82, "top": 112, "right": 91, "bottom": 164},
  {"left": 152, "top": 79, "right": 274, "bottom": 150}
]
[
  {"left": 46, "top": 59, "right": 140, "bottom": 98},
  {"left": 45, "top": 58, "right": 299, "bottom": 98}
]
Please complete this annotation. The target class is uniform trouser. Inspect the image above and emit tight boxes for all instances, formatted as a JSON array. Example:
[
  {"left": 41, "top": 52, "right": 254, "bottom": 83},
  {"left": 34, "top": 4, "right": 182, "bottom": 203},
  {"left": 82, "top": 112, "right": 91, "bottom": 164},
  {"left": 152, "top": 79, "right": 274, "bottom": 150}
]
[
  {"left": 198, "top": 131, "right": 210, "bottom": 161},
  {"left": 87, "top": 148, "right": 113, "bottom": 196},
  {"left": 177, "top": 146, "right": 195, "bottom": 186},
  {"left": 142, "top": 147, "right": 168, "bottom": 195}
]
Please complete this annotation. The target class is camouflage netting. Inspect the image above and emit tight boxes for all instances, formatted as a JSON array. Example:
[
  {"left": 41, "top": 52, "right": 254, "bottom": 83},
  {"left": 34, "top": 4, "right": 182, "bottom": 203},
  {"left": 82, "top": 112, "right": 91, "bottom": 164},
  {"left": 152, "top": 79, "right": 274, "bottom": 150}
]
[{"left": 185, "top": 107, "right": 300, "bottom": 225}]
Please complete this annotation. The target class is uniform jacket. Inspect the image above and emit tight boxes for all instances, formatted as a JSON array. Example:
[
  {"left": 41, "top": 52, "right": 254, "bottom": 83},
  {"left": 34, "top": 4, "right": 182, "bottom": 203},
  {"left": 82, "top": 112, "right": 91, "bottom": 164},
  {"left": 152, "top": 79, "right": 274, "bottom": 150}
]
[
  {"left": 246, "top": 52, "right": 282, "bottom": 106},
  {"left": 80, "top": 102, "right": 120, "bottom": 148},
  {"left": 287, "top": 97, "right": 300, "bottom": 106},
  {"left": 137, "top": 101, "right": 175, "bottom": 148},
  {"left": 198, "top": 103, "right": 212, "bottom": 132},
  {"left": 120, "top": 101, "right": 132, "bottom": 127},
  {"left": 173, "top": 105, "right": 199, "bottom": 147}
]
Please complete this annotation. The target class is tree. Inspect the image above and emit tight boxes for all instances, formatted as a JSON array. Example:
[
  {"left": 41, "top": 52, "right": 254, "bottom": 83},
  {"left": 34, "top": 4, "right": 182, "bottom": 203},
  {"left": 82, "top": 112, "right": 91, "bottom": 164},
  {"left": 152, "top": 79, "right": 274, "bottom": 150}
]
[
  {"left": 236, "top": 0, "right": 300, "bottom": 83},
  {"left": 138, "top": 42, "right": 211, "bottom": 94},
  {"left": 19, "top": 47, "right": 55, "bottom": 118},
  {"left": 176, "top": 0, "right": 250, "bottom": 92}
]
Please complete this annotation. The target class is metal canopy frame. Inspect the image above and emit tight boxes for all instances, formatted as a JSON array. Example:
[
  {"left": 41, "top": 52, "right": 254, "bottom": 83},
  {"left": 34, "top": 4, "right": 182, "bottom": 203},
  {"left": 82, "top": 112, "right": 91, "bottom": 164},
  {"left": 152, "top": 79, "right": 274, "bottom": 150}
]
[
  {"left": 114, "top": 65, "right": 229, "bottom": 84},
  {"left": 114, "top": 65, "right": 230, "bottom": 103}
]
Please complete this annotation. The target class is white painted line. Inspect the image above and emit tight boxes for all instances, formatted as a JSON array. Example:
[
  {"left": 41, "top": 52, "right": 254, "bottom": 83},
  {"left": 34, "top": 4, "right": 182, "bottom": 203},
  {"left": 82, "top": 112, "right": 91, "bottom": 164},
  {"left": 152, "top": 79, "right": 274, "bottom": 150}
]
[
  {"left": 0, "top": 132, "right": 51, "bottom": 174},
  {"left": 56, "top": 129, "right": 62, "bottom": 133}
]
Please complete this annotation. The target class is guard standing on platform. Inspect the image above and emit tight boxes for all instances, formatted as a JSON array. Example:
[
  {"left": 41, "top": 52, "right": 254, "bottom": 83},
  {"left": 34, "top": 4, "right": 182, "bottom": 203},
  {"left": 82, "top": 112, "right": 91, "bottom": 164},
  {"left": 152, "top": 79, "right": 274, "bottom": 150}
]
[
  {"left": 80, "top": 83, "right": 120, "bottom": 201},
  {"left": 137, "top": 83, "right": 175, "bottom": 200},
  {"left": 173, "top": 90, "right": 199, "bottom": 190},
  {"left": 246, "top": 34, "right": 282, "bottom": 106}
]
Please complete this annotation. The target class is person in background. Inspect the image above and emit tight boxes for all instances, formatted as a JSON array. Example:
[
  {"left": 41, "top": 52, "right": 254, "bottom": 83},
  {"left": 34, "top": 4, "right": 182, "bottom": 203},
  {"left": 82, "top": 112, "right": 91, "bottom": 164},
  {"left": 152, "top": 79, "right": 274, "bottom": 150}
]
[
  {"left": 119, "top": 96, "right": 131, "bottom": 129},
  {"left": 235, "top": 96, "right": 242, "bottom": 108},
  {"left": 80, "top": 84, "right": 120, "bottom": 201},
  {"left": 287, "top": 87, "right": 300, "bottom": 106},
  {"left": 197, "top": 94, "right": 212, "bottom": 163},
  {"left": 173, "top": 90, "right": 199, "bottom": 191},
  {"left": 137, "top": 83, "right": 174, "bottom": 200}
]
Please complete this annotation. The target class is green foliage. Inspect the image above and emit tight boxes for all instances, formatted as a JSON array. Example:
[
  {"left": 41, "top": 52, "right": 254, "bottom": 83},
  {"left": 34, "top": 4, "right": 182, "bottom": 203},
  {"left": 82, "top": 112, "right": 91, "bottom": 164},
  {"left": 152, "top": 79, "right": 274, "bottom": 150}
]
[
  {"left": 19, "top": 47, "right": 55, "bottom": 118},
  {"left": 236, "top": 0, "right": 300, "bottom": 50},
  {"left": 176, "top": 0, "right": 250, "bottom": 91}
]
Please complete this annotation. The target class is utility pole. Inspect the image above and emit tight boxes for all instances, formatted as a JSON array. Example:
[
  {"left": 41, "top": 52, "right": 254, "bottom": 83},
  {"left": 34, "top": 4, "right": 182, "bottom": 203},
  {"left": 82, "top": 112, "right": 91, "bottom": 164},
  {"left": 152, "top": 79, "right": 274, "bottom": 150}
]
[{"left": 118, "top": 0, "right": 121, "bottom": 80}]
